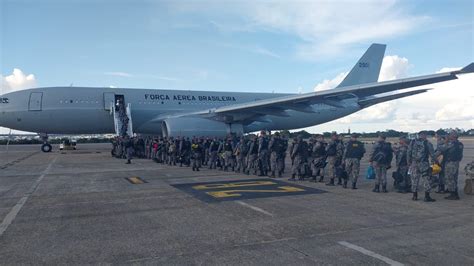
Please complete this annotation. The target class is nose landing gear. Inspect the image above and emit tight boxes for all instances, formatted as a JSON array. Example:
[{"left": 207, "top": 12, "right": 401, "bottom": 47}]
[
  {"left": 41, "top": 143, "right": 52, "bottom": 152},
  {"left": 40, "top": 133, "right": 52, "bottom": 153}
]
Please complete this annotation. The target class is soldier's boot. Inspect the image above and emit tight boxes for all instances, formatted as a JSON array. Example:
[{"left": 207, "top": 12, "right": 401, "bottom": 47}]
[
  {"left": 342, "top": 180, "right": 348, "bottom": 188},
  {"left": 382, "top": 185, "right": 388, "bottom": 193},
  {"left": 278, "top": 171, "right": 282, "bottom": 178},
  {"left": 126, "top": 159, "right": 131, "bottom": 164},
  {"left": 289, "top": 174, "right": 296, "bottom": 181},
  {"left": 271, "top": 171, "right": 276, "bottom": 178},
  {"left": 337, "top": 177, "right": 342, "bottom": 185},
  {"left": 326, "top": 178, "right": 335, "bottom": 186},
  {"left": 372, "top": 184, "right": 380, "bottom": 193},
  {"left": 232, "top": 167, "right": 235, "bottom": 172},
  {"left": 424, "top": 192, "right": 436, "bottom": 202},
  {"left": 444, "top": 191, "right": 460, "bottom": 200},
  {"left": 351, "top": 182, "right": 357, "bottom": 189},
  {"left": 412, "top": 191, "right": 418, "bottom": 201},
  {"left": 318, "top": 176, "right": 324, "bottom": 183},
  {"left": 435, "top": 184, "right": 445, "bottom": 194},
  {"left": 310, "top": 176, "right": 317, "bottom": 182},
  {"left": 192, "top": 167, "right": 195, "bottom": 171}
]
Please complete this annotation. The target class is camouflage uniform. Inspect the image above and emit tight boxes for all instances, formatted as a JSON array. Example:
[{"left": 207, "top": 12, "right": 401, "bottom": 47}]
[
  {"left": 208, "top": 139, "right": 219, "bottom": 169},
  {"left": 325, "top": 138, "right": 344, "bottom": 185},
  {"left": 191, "top": 141, "right": 203, "bottom": 171},
  {"left": 394, "top": 142, "right": 410, "bottom": 192},
  {"left": 246, "top": 138, "right": 259, "bottom": 175},
  {"left": 407, "top": 138, "right": 435, "bottom": 193},
  {"left": 290, "top": 138, "right": 308, "bottom": 180},
  {"left": 370, "top": 140, "right": 393, "bottom": 191},
  {"left": 258, "top": 135, "right": 270, "bottom": 176},
  {"left": 223, "top": 140, "right": 235, "bottom": 171},
  {"left": 279, "top": 138, "right": 288, "bottom": 175},
  {"left": 269, "top": 135, "right": 285, "bottom": 177},
  {"left": 235, "top": 138, "right": 248, "bottom": 173},
  {"left": 343, "top": 138, "right": 365, "bottom": 187},
  {"left": 440, "top": 139, "right": 464, "bottom": 195},
  {"left": 310, "top": 139, "right": 326, "bottom": 182}
]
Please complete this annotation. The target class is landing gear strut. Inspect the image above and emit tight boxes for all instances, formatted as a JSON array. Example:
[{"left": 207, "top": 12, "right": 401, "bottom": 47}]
[{"left": 40, "top": 133, "right": 52, "bottom": 153}]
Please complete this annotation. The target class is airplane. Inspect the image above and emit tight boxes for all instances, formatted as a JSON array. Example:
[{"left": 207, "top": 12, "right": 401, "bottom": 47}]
[{"left": 1, "top": 43, "right": 473, "bottom": 152}]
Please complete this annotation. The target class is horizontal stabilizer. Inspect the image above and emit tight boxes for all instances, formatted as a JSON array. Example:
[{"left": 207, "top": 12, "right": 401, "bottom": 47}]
[{"left": 358, "top": 89, "right": 430, "bottom": 107}]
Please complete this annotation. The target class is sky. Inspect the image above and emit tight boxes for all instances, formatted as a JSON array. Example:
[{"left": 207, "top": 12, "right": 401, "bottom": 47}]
[{"left": 1, "top": 0, "right": 473, "bottom": 134}]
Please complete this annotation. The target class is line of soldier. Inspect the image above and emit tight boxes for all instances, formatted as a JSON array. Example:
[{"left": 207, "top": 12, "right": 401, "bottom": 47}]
[{"left": 112, "top": 130, "right": 464, "bottom": 202}]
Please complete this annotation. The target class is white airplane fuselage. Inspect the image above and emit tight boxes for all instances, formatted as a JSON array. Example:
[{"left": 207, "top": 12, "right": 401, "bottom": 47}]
[{"left": 0, "top": 87, "right": 360, "bottom": 135}]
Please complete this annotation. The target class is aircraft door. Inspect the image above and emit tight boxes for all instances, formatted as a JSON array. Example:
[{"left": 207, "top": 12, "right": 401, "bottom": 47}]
[
  {"left": 103, "top": 92, "right": 115, "bottom": 110},
  {"left": 28, "top": 92, "right": 43, "bottom": 111}
]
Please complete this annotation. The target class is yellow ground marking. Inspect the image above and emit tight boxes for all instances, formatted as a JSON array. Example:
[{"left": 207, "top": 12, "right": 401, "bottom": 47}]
[
  {"left": 192, "top": 180, "right": 276, "bottom": 190},
  {"left": 206, "top": 186, "right": 305, "bottom": 198}
]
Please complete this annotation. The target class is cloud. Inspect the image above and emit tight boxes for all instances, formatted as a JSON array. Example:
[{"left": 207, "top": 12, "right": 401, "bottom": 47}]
[
  {"left": 379, "top": 55, "right": 410, "bottom": 81},
  {"left": 168, "top": 0, "right": 428, "bottom": 61},
  {"left": 1, "top": 68, "right": 37, "bottom": 94},
  {"left": 104, "top": 71, "right": 133, "bottom": 78},
  {"left": 314, "top": 72, "right": 347, "bottom": 91},
  {"left": 245, "top": 0, "right": 428, "bottom": 60}
]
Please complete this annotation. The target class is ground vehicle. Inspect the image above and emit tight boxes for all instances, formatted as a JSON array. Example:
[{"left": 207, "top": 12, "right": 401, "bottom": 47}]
[{"left": 59, "top": 139, "right": 77, "bottom": 150}]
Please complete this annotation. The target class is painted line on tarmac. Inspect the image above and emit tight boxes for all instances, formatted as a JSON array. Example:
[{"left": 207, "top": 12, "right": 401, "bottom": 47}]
[
  {"left": 0, "top": 156, "right": 57, "bottom": 237},
  {"left": 236, "top": 200, "right": 273, "bottom": 217},
  {"left": 338, "top": 241, "right": 404, "bottom": 266}
]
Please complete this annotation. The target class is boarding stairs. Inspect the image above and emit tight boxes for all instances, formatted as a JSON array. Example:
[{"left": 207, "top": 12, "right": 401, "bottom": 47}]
[{"left": 111, "top": 102, "right": 133, "bottom": 137}]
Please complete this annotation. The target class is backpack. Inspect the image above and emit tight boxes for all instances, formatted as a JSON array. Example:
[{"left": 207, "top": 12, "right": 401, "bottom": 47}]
[
  {"left": 410, "top": 139, "right": 428, "bottom": 162},
  {"left": 326, "top": 142, "right": 337, "bottom": 156}
]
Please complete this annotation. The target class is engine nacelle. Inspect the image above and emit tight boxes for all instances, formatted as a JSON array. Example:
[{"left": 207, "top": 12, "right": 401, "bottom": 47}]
[{"left": 162, "top": 117, "right": 243, "bottom": 138}]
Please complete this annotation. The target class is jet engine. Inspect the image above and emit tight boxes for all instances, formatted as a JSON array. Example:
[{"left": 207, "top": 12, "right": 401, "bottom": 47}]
[{"left": 162, "top": 117, "right": 243, "bottom": 138}]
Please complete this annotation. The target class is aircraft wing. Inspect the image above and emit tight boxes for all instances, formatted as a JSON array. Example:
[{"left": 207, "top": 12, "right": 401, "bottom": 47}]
[{"left": 155, "top": 63, "right": 473, "bottom": 124}]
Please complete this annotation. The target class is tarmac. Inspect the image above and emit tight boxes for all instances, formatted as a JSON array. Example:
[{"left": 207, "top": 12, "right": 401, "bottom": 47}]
[{"left": 0, "top": 142, "right": 473, "bottom": 265}]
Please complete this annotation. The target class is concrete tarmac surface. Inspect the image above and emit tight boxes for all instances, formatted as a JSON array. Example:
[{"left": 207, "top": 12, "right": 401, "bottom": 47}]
[{"left": 0, "top": 142, "right": 473, "bottom": 265}]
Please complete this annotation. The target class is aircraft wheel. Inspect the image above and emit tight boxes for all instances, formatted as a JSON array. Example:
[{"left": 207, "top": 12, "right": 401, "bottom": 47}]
[{"left": 41, "top": 143, "right": 52, "bottom": 153}]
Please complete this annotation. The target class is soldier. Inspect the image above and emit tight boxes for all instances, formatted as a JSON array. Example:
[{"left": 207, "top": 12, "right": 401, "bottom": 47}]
[
  {"left": 191, "top": 139, "right": 203, "bottom": 171},
  {"left": 325, "top": 132, "right": 344, "bottom": 186},
  {"left": 289, "top": 137, "right": 297, "bottom": 166},
  {"left": 407, "top": 131, "right": 436, "bottom": 202},
  {"left": 310, "top": 134, "right": 327, "bottom": 183},
  {"left": 394, "top": 137, "right": 410, "bottom": 193},
  {"left": 234, "top": 136, "right": 248, "bottom": 173},
  {"left": 269, "top": 132, "right": 283, "bottom": 178},
  {"left": 434, "top": 134, "right": 447, "bottom": 193},
  {"left": 207, "top": 138, "right": 218, "bottom": 169},
  {"left": 279, "top": 136, "right": 289, "bottom": 175},
  {"left": 124, "top": 135, "right": 133, "bottom": 164},
  {"left": 202, "top": 138, "right": 211, "bottom": 166},
  {"left": 370, "top": 134, "right": 393, "bottom": 193},
  {"left": 168, "top": 138, "right": 177, "bottom": 166},
  {"left": 343, "top": 133, "right": 365, "bottom": 189},
  {"left": 223, "top": 138, "right": 235, "bottom": 171},
  {"left": 246, "top": 135, "right": 259, "bottom": 175},
  {"left": 258, "top": 131, "right": 270, "bottom": 176},
  {"left": 440, "top": 132, "right": 464, "bottom": 200},
  {"left": 289, "top": 135, "right": 308, "bottom": 181}
]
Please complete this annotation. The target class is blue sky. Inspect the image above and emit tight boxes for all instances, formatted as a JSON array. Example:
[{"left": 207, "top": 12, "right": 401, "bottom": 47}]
[{"left": 1, "top": 0, "right": 473, "bottom": 133}]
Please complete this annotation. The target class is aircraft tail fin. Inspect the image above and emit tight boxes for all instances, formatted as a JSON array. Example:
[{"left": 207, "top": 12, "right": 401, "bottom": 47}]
[{"left": 336, "top": 43, "right": 386, "bottom": 88}]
